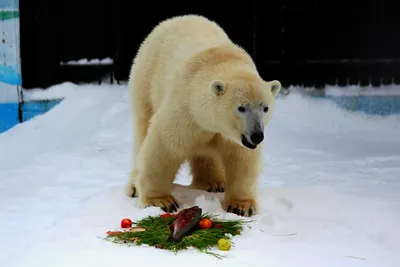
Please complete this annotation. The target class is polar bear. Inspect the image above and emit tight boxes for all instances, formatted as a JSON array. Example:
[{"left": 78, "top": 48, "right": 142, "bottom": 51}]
[{"left": 126, "top": 14, "right": 281, "bottom": 217}]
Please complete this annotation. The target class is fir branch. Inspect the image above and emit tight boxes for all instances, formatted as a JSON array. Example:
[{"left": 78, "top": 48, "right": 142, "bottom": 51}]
[{"left": 104, "top": 213, "right": 247, "bottom": 258}]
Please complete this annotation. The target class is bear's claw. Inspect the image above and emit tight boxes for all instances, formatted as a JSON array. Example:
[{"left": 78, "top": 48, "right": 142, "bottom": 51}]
[
  {"left": 143, "top": 195, "right": 179, "bottom": 213},
  {"left": 224, "top": 199, "right": 257, "bottom": 217},
  {"left": 209, "top": 182, "right": 225, "bottom": 192},
  {"left": 191, "top": 181, "right": 226, "bottom": 193},
  {"left": 126, "top": 184, "right": 138, "bottom": 198},
  {"left": 131, "top": 187, "right": 137, "bottom": 197}
]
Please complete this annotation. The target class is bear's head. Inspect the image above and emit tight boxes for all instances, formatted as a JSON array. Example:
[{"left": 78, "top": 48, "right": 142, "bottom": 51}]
[{"left": 207, "top": 73, "right": 281, "bottom": 150}]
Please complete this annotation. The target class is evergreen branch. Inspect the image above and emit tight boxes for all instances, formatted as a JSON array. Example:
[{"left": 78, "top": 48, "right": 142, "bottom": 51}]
[{"left": 104, "top": 213, "right": 247, "bottom": 258}]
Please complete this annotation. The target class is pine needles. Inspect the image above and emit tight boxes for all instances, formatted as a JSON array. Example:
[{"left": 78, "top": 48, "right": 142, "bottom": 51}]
[{"left": 104, "top": 213, "right": 246, "bottom": 258}]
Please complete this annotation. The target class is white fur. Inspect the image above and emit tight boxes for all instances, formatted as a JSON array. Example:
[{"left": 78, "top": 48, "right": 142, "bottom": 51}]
[{"left": 126, "top": 14, "right": 281, "bottom": 217}]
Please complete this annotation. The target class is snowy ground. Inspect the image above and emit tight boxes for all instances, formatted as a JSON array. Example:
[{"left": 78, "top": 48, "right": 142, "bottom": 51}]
[
  {"left": 0, "top": 82, "right": 399, "bottom": 267},
  {"left": 60, "top": 57, "right": 113, "bottom": 66}
]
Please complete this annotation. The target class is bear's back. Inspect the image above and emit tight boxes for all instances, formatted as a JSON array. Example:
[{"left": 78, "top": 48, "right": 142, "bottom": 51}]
[
  {"left": 134, "top": 15, "right": 234, "bottom": 110},
  {"left": 154, "top": 15, "right": 232, "bottom": 56}
]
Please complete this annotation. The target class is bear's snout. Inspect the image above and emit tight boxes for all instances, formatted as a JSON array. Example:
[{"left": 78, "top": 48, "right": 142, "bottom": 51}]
[{"left": 250, "top": 131, "right": 264, "bottom": 145}]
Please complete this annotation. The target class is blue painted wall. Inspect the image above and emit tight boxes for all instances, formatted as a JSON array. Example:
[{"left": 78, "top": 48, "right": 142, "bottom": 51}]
[
  {"left": 0, "top": 0, "right": 20, "bottom": 103},
  {"left": 0, "top": 0, "right": 25, "bottom": 134},
  {"left": 0, "top": 103, "right": 18, "bottom": 132},
  {"left": 311, "top": 95, "right": 400, "bottom": 116},
  {"left": 0, "top": 100, "right": 62, "bottom": 133}
]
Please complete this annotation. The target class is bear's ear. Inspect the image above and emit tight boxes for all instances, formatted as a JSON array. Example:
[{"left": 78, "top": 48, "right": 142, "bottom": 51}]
[
  {"left": 210, "top": 80, "right": 225, "bottom": 96},
  {"left": 269, "top": 80, "right": 282, "bottom": 97}
]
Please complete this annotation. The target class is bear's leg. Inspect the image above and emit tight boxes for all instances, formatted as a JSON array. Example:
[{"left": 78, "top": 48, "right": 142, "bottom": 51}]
[
  {"left": 126, "top": 169, "right": 139, "bottom": 198},
  {"left": 220, "top": 148, "right": 261, "bottom": 217},
  {"left": 189, "top": 154, "right": 226, "bottom": 193},
  {"left": 134, "top": 126, "right": 182, "bottom": 213},
  {"left": 126, "top": 101, "right": 153, "bottom": 198}
]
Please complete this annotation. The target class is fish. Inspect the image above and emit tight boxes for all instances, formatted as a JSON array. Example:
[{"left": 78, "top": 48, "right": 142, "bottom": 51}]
[{"left": 168, "top": 205, "right": 203, "bottom": 242}]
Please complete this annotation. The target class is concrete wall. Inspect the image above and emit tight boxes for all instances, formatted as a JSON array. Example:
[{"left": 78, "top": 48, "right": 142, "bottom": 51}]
[{"left": 0, "top": 0, "right": 20, "bottom": 103}]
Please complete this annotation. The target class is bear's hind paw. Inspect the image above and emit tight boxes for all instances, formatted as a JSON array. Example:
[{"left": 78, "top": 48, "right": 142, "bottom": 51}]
[
  {"left": 126, "top": 184, "right": 138, "bottom": 198},
  {"left": 142, "top": 195, "right": 179, "bottom": 213},
  {"left": 223, "top": 199, "right": 257, "bottom": 217}
]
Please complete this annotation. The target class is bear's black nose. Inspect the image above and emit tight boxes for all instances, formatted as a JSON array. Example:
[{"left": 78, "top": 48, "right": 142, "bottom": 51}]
[{"left": 250, "top": 131, "right": 264, "bottom": 145}]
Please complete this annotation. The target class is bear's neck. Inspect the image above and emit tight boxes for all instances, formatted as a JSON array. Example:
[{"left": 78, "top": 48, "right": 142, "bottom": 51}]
[{"left": 189, "top": 95, "right": 221, "bottom": 134}]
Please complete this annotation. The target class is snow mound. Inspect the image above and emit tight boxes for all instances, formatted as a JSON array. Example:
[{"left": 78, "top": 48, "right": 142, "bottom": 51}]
[{"left": 0, "top": 83, "right": 399, "bottom": 267}]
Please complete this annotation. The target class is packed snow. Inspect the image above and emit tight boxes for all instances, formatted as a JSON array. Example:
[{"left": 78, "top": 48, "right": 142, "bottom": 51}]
[
  {"left": 60, "top": 58, "right": 113, "bottom": 66},
  {"left": 0, "top": 82, "right": 399, "bottom": 267}
]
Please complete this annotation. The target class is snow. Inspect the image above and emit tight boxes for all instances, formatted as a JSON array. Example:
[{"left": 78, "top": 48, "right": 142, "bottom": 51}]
[
  {"left": 22, "top": 82, "right": 86, "bottom": 101},
  {"left": 60, "top": 58, "right": 113, "bottom": 66},
  {"left": 0, "top": 82, "right": 399, "bottom": 267},
  {"left": 324, "top": 84, "right": 400, "bottom": 96}
]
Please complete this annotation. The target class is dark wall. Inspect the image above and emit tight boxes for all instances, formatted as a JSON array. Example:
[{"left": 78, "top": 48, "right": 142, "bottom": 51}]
[
  {"left": 20, "top": 0, "right": 400, "bottom": 89},
  {"left": 20, "top": 0, "right": 59, "bottom": 89},
  {"left": 20, "top": 0, "right": 116, "bottom": 89},
  {"left": 113, "top": 2, "right": 256, "bottom": 82},
  {"left": 260, "top": 0, "right": 400, "bottom": 88}
]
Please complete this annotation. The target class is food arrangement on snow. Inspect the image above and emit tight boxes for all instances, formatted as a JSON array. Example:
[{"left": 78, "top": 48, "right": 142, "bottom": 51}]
[
  {"left": 168, "top": 205, "right": 202, "bottom": 242},
  {"left": 105, "top": 206, "right": 246, "bottom": 258}
]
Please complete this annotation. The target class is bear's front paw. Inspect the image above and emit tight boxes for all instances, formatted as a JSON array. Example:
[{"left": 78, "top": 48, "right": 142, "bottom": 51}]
[
  {"left": 190, "top": 180, "right": 226, "bottom": 193},
  {"left": 125, "top": 183, "right": 138, "bottom": 198},
  {"left": 141, "top": 195, "right": 180, "bottom": 213},
  {"left": 223, "top": 199, "right": 257, "bottom": 217}
]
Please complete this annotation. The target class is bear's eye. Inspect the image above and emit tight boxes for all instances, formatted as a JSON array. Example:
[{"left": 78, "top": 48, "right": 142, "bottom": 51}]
[
  {"left": 263, "top": 106, "right": 269, "bottom": 113},
  {"left": 238, "top": 106, "right": 246, "bottom": 113}
]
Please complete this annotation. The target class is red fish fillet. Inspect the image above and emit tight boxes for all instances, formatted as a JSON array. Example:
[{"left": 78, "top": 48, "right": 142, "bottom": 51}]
[{"left": 168, "top": 206, "right": 203, "bottom": 242}]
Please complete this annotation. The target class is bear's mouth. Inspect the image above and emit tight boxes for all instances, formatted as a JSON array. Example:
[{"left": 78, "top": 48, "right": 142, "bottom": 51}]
[{"left": 241, "top": 134, "right": 257, "bottom": 149}]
